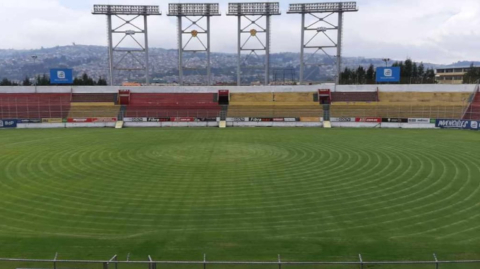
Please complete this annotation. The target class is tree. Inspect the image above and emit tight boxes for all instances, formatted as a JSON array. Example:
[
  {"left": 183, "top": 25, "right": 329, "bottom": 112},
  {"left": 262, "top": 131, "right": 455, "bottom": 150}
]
[
  {"left": 425, "top": 68, "right": 436, "bottom": 84},
  {"left": 418, "top": 63, "right": 425, "bottom": 83},
  {"left": 463, "top": 63, "right": 480, "bottom": 84},
  {"left": 73, "top": 73, "right": 97, "bottom": 85},
  {"left": 412, "top": 62, "right": 418, "bottom": 83},
  {"left": 22, "top": 76, "right": 32, "bottom": 86},
  {"left": 36, "top": 74, "right": 50, "bottom": 85},
  {"left": 73, "top": 77, "right": 82, "bottom": 85},
  {"left": 339, "top": 58, "right": 438, "bottom": 85},
  {"left": 403, "top": 59, "right": 413, "bottom": 84},
  {"left": 366, "top": 64, "right": 375, "bottom": 84},
  {"left": 97, "top": 77, "right": 108, "bottom": 85},
  {"left": 0, "top": 78, "right": 14, "bottom": 86},
  {"left": 356, "top": 66, "right": 366, "bottom": 84},
  {"left": 82, "top": 73, "right": 95, "bottom": 85}
]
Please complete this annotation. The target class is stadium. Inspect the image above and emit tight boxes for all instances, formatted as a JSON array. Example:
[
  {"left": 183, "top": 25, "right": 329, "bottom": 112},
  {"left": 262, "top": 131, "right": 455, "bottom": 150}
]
[{"left": 1, "top": 1, "right": 480, "bottom": 269}]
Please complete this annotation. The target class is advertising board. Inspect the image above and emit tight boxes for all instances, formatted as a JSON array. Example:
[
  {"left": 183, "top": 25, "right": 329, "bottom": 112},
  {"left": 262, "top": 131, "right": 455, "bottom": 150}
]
[
  {"left": 435, "top": 119, "right": 480, "bottom": 130},
  {"left": 124, "top": 118, "right": 147, "bottom": 122},
  {"left": 50, "top": 69, "right": 73, "bottom": 84},
  {"left": 356, "top": 118, "right": 381, "bottom": 123},
  {"left": 300, "top": 117, "right": 321, "bottom": 122},
  {"left": 92, "top": 117, "right": 117, "bottom": 122},
  {"left": 408, "top": 118, "right": 431, "bottom": 124},
  {"left": 170, "top": 117, "right": 195, "bottom": 122},
  {"left": 196, "top": 118, "right": 217, "bottom": 122},
  {"left": 42, "top": 118, "right": 63, "bottom": 123},
  {"left": 331, "top": 117, "right": 355, "bottom": 122},
  {"left": 147, "top": 118, "right": 170, "bottom": 122},
  {"left": 382, "top": 118, "right": 408, "bottom": 123},
  {"left": 226, "top": 117, "right": 249, "bottom": 122},
  {"left": 19, "top": 119, "right": 42, "bottom": 123},
  {"left": 376, "top": 67, "right": 401, "bottom": 83},
  {"left": 67, "top": 118, "right": 93, "bottom": 123},
  {"left": 0, "top": 119, "right": 17, "bottom": 128}
]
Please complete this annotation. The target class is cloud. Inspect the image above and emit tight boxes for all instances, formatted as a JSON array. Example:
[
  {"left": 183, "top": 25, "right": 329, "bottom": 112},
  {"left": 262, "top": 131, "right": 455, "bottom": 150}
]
[{"left": 0, "top": 0, "right": 478, "bottom": 64}]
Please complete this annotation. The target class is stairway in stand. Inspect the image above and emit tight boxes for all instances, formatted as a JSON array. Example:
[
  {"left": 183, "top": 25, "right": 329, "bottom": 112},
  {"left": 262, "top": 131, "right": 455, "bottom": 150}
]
[
  {"left": 220, "top": 105, "right": 228, "bottom": 120},
  {"left": 463, "top": 85, "right": 480, "bottom": 120}
]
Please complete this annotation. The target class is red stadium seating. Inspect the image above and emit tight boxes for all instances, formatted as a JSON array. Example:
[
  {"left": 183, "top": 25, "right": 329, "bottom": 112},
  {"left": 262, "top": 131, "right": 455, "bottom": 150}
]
[
  {"left": 71, "top": 93, "right": 116, "bottom": 103},
  {"left": 331, "top": 92, "right": 378, "bottom": 102},
  {"left": 463, "top": 91, "right": 480, "bottom": 120},
  {"left": 0, "top": 93, "right": 71, "bottom": 119},
  {"left": 125, "top": 93, "right": 221, "bottom": 118}
]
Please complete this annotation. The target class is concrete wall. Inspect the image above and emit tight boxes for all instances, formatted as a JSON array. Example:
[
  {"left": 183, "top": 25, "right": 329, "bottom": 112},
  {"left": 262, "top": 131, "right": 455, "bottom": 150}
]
[
  {"left": 17, "top": 122, "right": 115, "bottom": 129},
  {"left": 124, "top": 122, "right": 218, "bottom": 128},
  {"left": 228, "top": 122, "right": 323, "bottom": 127},
  {"left": 0, "top": 84, "right": 476, "bottom": 94},
  {"left": 15, "top": 122, "right": 438, "bottom": 129},
  {"left": 331, "top": 122, "right": 437, "bottom": 129}
]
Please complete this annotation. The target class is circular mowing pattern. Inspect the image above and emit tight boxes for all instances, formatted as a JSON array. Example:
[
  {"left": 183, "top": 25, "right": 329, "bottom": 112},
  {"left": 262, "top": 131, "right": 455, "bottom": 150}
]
[{"left": 0, "top": 128, "right": 479, "bottom": 256}]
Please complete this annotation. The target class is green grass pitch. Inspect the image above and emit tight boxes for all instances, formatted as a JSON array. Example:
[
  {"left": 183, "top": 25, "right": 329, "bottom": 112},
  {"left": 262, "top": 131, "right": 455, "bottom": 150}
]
[{"left": 0, "top": 128, "right": 479, "bottom": 266}]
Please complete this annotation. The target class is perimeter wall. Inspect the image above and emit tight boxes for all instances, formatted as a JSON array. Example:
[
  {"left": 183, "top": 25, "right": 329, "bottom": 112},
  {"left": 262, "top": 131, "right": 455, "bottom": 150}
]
[{"left": 0, "top": 84, "right": 476, "bottom": 94}]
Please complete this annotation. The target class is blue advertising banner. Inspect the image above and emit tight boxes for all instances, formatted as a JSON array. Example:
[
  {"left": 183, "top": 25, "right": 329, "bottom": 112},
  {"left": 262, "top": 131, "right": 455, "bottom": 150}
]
[
  {"left": 0, "top": 119, "right": 18, "bottom": 128},
  {"left": 435, "top": 119, "right": 480, "bottom": 130},
  {"left": 18, "top": 119, "right": 42, "bottom": 123},
  {"left": 50, "top": 69, "right": 73, "bottom": 84},
  {"left": 376, "top": 67, "right": 401, "bottom": 82}
]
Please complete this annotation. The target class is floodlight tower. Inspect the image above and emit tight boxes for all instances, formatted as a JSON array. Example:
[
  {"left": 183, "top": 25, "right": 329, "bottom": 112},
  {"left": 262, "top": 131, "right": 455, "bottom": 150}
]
[
  {"left": 168, "top": 3, "right": 221, "bottom": 86},
  {"left": 287, "top": 2, "right": 358, "bottom": 84},
  {"left": 227, "top": 2, "right": 281, "bottom": 86},
  {"left": 92, "top": 5, "right": 161, "bottom": 86}
]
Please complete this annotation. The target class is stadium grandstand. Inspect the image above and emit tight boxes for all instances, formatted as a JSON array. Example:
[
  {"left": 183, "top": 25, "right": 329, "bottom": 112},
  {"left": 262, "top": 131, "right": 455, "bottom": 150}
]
[{"left": 1, "top": 84, "right": 478, "bottom": 124}]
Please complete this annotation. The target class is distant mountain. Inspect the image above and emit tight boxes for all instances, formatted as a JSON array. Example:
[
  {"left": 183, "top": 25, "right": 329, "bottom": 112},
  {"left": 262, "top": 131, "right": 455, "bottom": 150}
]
[
  {"left": 0, "top": 45, "right": 477, "bottom": 84},
  {"left": 444, "top": 61, "right": 480, "bottom": 68}
]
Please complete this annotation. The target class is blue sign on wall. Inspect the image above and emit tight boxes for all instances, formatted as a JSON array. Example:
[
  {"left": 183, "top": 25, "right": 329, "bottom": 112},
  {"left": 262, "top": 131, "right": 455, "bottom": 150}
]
[
  {"left": 376, "top": 67, "right": 401, "bottom": 82},
  {"left": 436, "top": 119, "right": 480, "bottom": 130},
  {"left": 50, "top": 69, "right": 73, "bottom": 84},
  {"left": 0, "top": 119, "right": 18, "bottom": 128}
]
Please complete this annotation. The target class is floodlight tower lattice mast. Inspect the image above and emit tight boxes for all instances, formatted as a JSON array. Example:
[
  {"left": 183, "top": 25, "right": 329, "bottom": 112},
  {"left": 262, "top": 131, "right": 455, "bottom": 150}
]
[
  {"left": 227, "top": 2, "right": 281, "bottom": 86},
  {"left": 168, "top": 3, "right": 221, "bottom": 86},
  {"left": 287, "top": 2, "right": 358, "bottom": 84},
  {"left": 92, "top": 5, "right": 161, "bottom": 86}
]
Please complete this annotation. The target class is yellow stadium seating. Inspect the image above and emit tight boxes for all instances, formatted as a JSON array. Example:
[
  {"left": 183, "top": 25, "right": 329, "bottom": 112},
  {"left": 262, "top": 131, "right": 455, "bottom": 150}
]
[
  {"left": 331, "top": 104, "right": 465, "bottom": 119},
  {"left": 68, "top": 103, "right": 120, "bottom": 118},
  {"left": 228, "top": 92, "right": 322, "bottom": 118},
  {"left": 379, "top": 92, "right": 470, "bottom": 105},
  {"left": 331, "top": 92, "right": 469, "bottom": 118},
  {"left": 227, "top": 92, "right": 468, "bottom": 119}
]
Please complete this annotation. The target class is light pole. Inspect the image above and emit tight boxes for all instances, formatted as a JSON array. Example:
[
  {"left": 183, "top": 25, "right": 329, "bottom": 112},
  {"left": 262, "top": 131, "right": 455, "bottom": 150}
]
[
  {"left": 382, "top": 58, "right": 390, "bottom": 67},
  {"left": 31, "top": 55, "right": 38, "bottom": 93}
]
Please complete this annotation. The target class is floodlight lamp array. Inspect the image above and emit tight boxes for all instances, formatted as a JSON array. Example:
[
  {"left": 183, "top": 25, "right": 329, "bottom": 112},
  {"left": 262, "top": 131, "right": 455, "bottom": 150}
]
[
  {"left": 168, "top": 3, "right": 221, "bottom": 16},
  {"left": 92, "top": 5, "right": 161, "bottom": 15},
  {"left": 227, "top": 2, "right": 281, "bottom": 15},
  {"left": 287, "top": 2, "right": 358, "bottom": 13}
]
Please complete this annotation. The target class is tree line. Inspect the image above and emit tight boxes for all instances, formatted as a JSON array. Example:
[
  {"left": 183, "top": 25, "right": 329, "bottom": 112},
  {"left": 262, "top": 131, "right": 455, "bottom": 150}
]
[
  {"left": 0, "top": 73, "right": 107, "bottom": 86},
  {"left": 463, "top": 64, "right": 480, "bottom": 84},
  {"left": 339, "top": 59, "right": 436, "bottom": 85}
]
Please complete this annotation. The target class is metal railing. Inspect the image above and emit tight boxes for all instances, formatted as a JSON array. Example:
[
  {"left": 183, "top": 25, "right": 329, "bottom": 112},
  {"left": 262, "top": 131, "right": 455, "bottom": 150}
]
[
  {"left": 120, "top": 110, "right": 221, "bottom": 119},
  {"left": 3, "top": 108, "right": 480, "bottom": 121},
  {"left": 462, "top": 80, "right": 480, "bottom": 119},
  {"left": 330, "top": 105, "right": 468, "bottom": 119},
  {"left": 0, "top": 254, "right": 479, "bottom": 269},
  {"left": 227, "top": 105, "right": 476, "bottom": 119},
  {"left": 1, "top": 97, "right": 478, "bottom": 121}
]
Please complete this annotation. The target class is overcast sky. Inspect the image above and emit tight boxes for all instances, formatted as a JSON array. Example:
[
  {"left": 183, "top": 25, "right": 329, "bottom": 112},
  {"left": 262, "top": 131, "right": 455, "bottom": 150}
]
[{"left": 0, "top": 0, "right": 479, "bottom": 64}]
